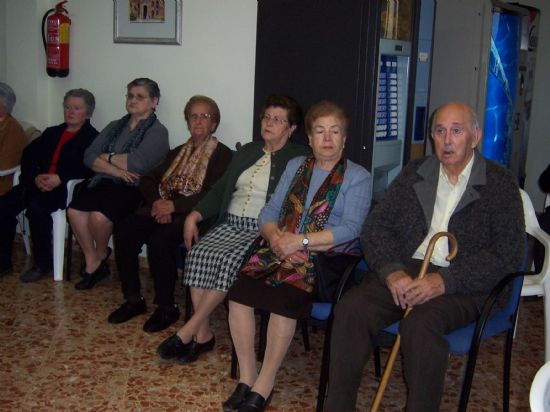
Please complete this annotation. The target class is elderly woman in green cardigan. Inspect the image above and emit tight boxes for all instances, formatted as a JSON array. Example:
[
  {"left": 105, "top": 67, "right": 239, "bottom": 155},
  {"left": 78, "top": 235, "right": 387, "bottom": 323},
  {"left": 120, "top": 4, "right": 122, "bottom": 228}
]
[{"left": 157, "top": 94, "right": 309, "bottom": 363}]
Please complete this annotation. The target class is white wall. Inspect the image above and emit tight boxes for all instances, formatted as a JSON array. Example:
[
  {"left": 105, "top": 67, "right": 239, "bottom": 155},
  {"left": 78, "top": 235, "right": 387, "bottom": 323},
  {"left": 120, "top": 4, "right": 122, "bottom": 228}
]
[
  {"left": 2, "top": 0, "right": 257, "bottom": 150},
  {"left": 0, "top": 1, "right": 6, "bottom": 81}
]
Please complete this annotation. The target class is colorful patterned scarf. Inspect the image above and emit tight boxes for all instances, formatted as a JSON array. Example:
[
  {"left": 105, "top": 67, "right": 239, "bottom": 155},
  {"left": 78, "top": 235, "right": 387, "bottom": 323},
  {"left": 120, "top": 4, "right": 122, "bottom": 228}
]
[
  {"left": 239, "top": 156, "right": 346, "bottom": 293},
  {"left": 158, "top": 135, "right": 219, "bottom": 198}
]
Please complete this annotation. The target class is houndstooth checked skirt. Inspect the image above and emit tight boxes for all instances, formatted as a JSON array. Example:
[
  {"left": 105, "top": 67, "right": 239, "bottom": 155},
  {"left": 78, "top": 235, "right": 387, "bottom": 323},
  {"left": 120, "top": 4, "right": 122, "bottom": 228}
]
[{"left": 183, "top": 214, "right": 258, "bottom": 291}]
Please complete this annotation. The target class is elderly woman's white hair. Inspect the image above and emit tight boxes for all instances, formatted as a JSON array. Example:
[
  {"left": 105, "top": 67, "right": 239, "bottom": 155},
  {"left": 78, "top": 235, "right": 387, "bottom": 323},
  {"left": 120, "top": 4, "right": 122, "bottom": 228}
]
[{"left": 0, "top": 82, "right": 16, "bottom": 115}]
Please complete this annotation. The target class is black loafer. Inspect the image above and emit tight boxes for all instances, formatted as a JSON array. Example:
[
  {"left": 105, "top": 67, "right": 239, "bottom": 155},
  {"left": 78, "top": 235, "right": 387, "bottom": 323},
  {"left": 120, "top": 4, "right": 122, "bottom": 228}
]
[
  {"left": 143, "top": 306, "right": 180, "bottom": 333},
  {"left": 177, "top": 335, "right": 215, "bottom": 364},
  {"left": 157, "top": 334, "right": 192, "bottom": 360},
  {"left": 107, "top": 299, "right": 147, "bottom": 324},
  {"left": 223, "top": 383, "right": 251, "bottom": 412},
  {"left": 78, "top": 247, "right": 111, "bottom": 278},
  {"left": 75, "top": 261, "right": 109, "bottom": 290},
  {"left": 238, "top": 391, "right": 272, "bottom": 412}
]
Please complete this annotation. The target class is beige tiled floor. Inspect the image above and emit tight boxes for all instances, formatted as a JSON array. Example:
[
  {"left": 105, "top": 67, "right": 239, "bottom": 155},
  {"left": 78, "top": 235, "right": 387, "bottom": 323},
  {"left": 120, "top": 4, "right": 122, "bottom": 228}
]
[{"left": 0, "top": 238, "right": 544, "bottom": 411}]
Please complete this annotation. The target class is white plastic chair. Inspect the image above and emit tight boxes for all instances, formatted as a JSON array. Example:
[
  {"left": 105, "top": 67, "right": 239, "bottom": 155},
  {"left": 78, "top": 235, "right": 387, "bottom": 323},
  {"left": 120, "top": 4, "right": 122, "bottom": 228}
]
[
  {"left": 530, "top": 361, "right": 550, "bottom": 412},
  {"left": 13, "top": 170, "right": 83, "bottom": 281},
  {"left": 520, "top": 189, "right": 550, "bottom": 362},
  {"left": 2, "top": 166, "right": 31, "bottom": 254}
]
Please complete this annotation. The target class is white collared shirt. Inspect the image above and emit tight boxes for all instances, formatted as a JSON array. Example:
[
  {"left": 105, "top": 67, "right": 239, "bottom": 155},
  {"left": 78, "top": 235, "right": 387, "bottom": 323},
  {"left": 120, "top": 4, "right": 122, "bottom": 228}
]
[{"left": 412, "top": 156, "right": 474, "bottom": 267}]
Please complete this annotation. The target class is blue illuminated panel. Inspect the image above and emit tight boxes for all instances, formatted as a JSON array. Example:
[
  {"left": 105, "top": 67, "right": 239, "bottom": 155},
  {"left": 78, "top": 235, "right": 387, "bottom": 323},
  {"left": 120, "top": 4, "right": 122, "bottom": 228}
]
[{"left": 482, "top": 11, "right": 520, "bottom": 166}]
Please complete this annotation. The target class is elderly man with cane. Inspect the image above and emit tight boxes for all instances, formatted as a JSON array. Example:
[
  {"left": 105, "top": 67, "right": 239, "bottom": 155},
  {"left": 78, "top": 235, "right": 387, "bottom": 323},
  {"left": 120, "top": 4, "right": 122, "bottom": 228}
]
[{"left": 325, "top": 101, "right": 525, "bottom": 411}]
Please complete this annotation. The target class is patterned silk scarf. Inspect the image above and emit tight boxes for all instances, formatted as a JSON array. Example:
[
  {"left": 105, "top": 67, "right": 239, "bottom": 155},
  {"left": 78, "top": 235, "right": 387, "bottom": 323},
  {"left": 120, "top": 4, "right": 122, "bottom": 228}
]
[
  {"left": 158, "top": 135, "right": 219, "bottom": 198},
  {"left": 240, "top": 156, "right": 347, "bottom": 293}
]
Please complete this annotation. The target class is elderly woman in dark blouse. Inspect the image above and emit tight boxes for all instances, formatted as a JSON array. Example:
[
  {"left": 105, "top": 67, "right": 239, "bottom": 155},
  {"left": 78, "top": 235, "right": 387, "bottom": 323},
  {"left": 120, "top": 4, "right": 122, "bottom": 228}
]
[
  {"left": 0, "top": 88, "right": 98, "bottom": 281},
  {"left": 156, "top": 94, "right": 309, "bottom": 363},
  {"left": 107, "top": 95, "right": 232, "bottom": 333},
  {"left": 68, "top": 78, "right": 169, "bottom": 290}
]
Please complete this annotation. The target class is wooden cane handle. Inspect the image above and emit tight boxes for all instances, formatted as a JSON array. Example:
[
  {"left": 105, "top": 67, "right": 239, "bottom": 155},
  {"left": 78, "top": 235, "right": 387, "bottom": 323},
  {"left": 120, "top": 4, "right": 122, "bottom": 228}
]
[{"left": 417, "top": 231, "right": 458, "bottom": 280}]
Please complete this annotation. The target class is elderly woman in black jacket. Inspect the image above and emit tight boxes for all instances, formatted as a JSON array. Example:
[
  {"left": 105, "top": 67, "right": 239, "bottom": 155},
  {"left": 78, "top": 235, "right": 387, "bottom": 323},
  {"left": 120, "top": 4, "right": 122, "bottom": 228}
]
[{"left": 0, "top": 88, "right": 98, "bottom": 281}]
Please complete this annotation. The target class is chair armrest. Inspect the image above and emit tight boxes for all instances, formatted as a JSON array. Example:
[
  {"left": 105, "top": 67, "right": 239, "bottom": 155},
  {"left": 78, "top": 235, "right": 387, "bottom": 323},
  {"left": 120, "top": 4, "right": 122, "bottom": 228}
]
[
  {"left": 472, "top": 272, "right": 524, "bottom": 343},
  {"left": 0, "top": 165, "right": 20, "bottom": 177},
  {"left": 13, "top": 169, "right": 21, "bottom": 185},
  {"left": 65, "top": 178, "right": 84, "bottom": 207},
  {"left": 334, "top": 255, "right": 363, "bottom": 304}
]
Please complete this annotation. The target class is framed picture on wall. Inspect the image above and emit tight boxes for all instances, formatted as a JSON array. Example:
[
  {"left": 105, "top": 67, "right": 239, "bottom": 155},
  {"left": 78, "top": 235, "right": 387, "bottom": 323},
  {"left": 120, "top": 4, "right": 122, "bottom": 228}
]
[{"left": 113, "top": 0, "right": 182, "bottom": 45}]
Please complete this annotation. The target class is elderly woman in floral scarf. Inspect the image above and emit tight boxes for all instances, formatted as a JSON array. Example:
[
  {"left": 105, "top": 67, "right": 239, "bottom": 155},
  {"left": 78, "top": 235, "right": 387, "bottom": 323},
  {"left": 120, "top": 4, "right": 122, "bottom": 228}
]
[
  {"left": 108, "top": 95, "right": 232, "bottom": 332},
  {"left": 223, "top": 101, "right": 372, "bottom": 412}
]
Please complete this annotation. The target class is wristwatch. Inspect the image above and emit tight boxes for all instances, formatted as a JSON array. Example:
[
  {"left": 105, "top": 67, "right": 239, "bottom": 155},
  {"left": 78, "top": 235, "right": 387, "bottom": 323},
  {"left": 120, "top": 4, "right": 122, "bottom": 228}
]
[
  {"left": 108, "top": 152, "right": 116, "bottom": 164},
  {"left": 302, "top": 233, "right": 309, "bottom": 250}
]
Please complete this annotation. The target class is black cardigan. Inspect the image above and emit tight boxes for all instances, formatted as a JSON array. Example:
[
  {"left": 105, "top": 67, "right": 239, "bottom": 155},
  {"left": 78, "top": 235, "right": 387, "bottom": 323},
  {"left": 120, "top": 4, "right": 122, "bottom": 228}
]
[{"left": 19, "top": 120, "right": 99, "bottom": 201}]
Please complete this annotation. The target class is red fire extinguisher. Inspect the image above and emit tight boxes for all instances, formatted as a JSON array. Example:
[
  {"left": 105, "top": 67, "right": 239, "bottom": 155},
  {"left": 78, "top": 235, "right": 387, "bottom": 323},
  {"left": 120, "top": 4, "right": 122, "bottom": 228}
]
[{"left": 42, "top": 1, "right": 71, "bottom": 78}]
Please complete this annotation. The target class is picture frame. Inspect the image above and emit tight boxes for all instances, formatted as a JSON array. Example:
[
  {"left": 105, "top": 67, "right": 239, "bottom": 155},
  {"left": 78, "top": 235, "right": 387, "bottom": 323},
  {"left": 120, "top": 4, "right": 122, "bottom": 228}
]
[{"left": 113, "top": 0, "right": 182, "bottom": 45}]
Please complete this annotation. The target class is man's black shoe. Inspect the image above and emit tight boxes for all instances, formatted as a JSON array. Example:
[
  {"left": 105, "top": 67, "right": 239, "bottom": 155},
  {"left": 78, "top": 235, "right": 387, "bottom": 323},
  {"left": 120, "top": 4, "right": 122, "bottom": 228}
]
[
  {"left": 177, "top": 335, "right": 215, "bottom": 364},
  {"left": 20, "top": 267, "right": 52, "bottom": 283},
  {"left": 143, "top": 305, "right": 180, "bottom": 333},
  {"left": 107, "top": 299, "right": 147, "bottom": 324}
]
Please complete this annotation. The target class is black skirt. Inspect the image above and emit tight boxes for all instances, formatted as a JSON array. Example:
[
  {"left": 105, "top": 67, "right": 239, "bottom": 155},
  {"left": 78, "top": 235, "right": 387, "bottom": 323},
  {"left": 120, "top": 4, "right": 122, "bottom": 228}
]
[
  {"left": 69, "top": 178, "right": 142, "bottom": 224},
  {"left": 227, "top": 275, "right": 312, "bottom": 320}
]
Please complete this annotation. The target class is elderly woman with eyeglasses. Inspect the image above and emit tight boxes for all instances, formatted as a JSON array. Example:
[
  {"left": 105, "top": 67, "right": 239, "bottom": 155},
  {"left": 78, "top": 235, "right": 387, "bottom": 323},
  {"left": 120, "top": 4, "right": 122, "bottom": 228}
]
[
  {"left": 68, "top": 78, "right": 169, "bottom": 290},
  {"left": 156, "top": 94, "right": 310, "bottom": 364},
  {"left": 107, "top": 95, "right": 232, "bottom": 333},
  {"left": 224, "top": 100, "right": 372, "bottom": 411}
]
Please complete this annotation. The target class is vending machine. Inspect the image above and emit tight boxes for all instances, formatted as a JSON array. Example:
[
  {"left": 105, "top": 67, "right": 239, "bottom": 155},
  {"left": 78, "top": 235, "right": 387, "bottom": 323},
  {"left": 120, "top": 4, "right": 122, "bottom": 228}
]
[
  {"left": 252, "top": 0, "right": 433, "bottom": 194},
  {"left": 429, "top": 0, "right": 539, "bottom": 185}
]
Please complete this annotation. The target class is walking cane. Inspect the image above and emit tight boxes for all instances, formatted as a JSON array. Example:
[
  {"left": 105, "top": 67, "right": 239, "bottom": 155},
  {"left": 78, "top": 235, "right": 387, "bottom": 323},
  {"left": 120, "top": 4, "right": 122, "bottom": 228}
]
[{"left": 370, "top": 231, "right": 458, "bottom": 412}]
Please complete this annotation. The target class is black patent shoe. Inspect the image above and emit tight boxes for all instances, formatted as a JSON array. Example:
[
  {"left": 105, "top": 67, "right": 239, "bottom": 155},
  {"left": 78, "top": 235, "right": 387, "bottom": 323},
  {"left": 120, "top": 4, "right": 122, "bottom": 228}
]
[
  {"left": 176, "top": 335, "right": 215, "bottom": 364},
  {"left": 107, "top": 299, "right": 147, "bottom": 324},
  {"left": 75, "top": 261, "right": 109, "bottom": 290},
  {"left": 238, "top": 391, "right": 272, "bottom": 412},
  {"left": 222, "top": 383, "right": 251, "bottom": 412},
  {"left": 143, "top": 306, "right": 180, "bottom": 333},
  {"left": 157, "top": 334, "right": 192, "bottom": 360}
]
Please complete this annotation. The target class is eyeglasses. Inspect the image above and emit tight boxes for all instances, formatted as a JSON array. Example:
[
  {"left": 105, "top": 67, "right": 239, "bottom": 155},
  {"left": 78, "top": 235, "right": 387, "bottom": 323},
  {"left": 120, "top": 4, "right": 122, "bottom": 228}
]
[
  {"left": 126, "top": 93, "right": 149, "bottom": 101},
  {"left": 261, "top": 114, "right": 288, "bottom": 126},
  {"left": 190, "top": 113, "right": 212, "bottom": 121}
]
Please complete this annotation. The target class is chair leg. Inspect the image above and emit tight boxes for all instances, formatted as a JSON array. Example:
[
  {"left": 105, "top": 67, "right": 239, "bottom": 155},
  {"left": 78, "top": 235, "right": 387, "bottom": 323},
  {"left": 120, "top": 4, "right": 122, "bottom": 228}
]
[
  {"left": 301, "top": 320, "right": 310, "bottom": 351},
  {"left": 65, "top": 225, "right": 74, "bottom": 281},
  {"left": 17, "top": 212, "right": 31, "bottom": 255},
  {"left": 502, "top": 328, "right": 515, "bottom": 412},
  {"left": 258, "top": 311, "right": 269, "bottom": 362},
  {"left": 458, "top": 338, "right": 482, "bottom": 412},
  {"left": 230, "top": 342, "right": 239, "bottom": 379},
  {"left": 184, "top": 286, "right": 192, "bottom": 321},
  {"left": 51, "top": 210, "right": 66, "bottom": 281},
  {"left": 374, "top": 346, "right": 382, "bottom": 378},
  {"left": 316, "top": 315, "right": 333, "bottom": 412}
]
